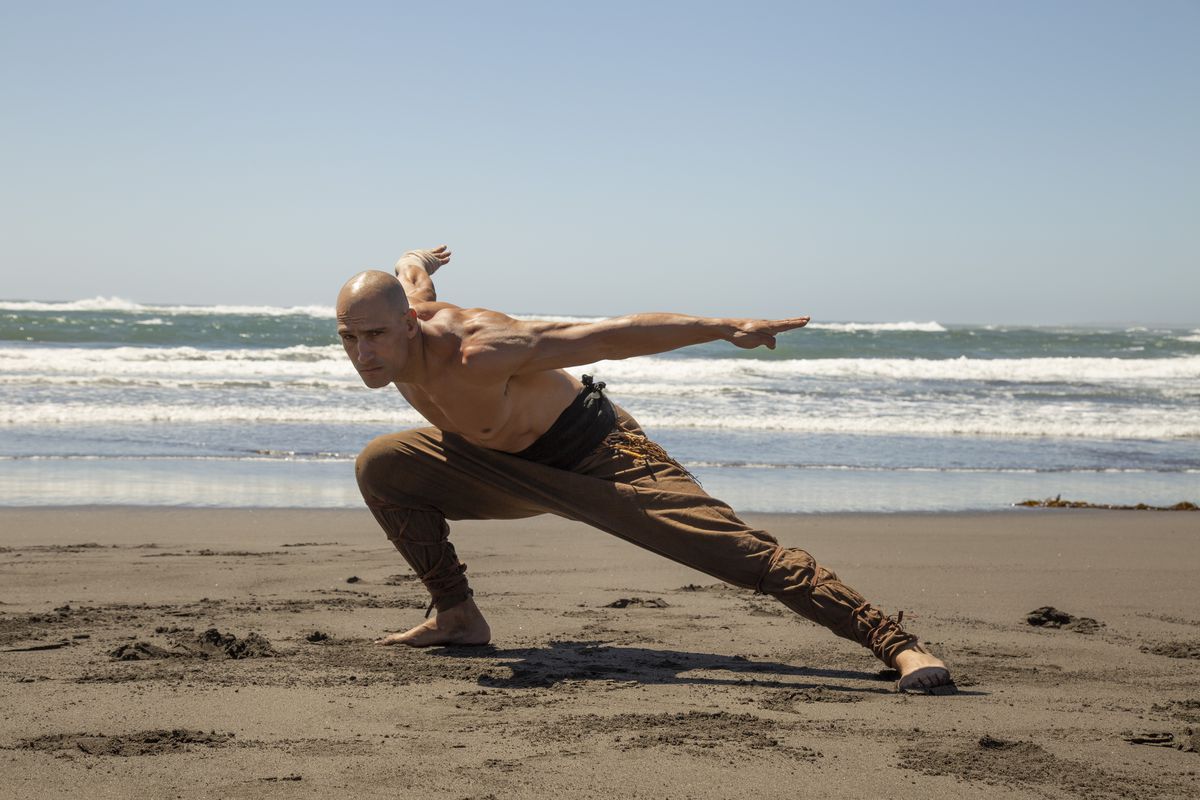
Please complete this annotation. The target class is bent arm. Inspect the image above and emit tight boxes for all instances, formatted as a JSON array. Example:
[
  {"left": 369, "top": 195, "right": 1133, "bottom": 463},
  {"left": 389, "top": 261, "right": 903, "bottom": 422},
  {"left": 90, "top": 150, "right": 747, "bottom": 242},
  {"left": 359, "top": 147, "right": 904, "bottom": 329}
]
[
  {"left": 397, "top": 262, "right": 436, "bottom": 303},
  {"left": 463, "top": 312, "right": 809, "bottom": 376},
  {"left": 394, "top": 246, "right": 451, "bottom": 304}
]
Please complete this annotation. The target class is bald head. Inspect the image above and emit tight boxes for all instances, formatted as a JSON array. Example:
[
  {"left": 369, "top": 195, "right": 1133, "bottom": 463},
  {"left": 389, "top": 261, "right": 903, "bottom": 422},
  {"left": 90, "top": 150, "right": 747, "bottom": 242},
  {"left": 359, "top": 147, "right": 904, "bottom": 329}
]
[
  {"left": 337, "top": 270, "right": 411, "bottom": 319},
  {"left": 336, "top": 270, "right": 420, "bottom": 387}
]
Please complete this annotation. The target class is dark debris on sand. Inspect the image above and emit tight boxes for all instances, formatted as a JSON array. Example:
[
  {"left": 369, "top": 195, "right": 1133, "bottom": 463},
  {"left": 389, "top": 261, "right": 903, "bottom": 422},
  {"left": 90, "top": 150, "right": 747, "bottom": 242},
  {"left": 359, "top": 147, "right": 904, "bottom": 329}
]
[
  {"left": 1152, "top": 699, "right": 1200, "bottom": 724},
  {"left": 19, "top": 729, "right": 233, "bottom": 756},
  {"left": 110, "top": 641, "right": 189, "bottom": 661},
  {"left": 1016, "top": 496, "right": 1198, "bottom": 511},
  {"left": 675, "top": 582, "right": 734, "bottom": 593},
  {"left": 604, "top": 597, "right": 670, "bottom": 609},
  {"left": 1123, "top": 728, "right": 1199, "bottom": 753},
  {"left": 1026, "top": 607, "right": 1104, "bottom": 633},
  {"left": 1140, "top": 641, "right": 1200, "bottom": 660},
  {"left": 109, "top": 628, "right": 277, "bottom": 661},
  {"left": 0, "top": 604, "right": 97, "bottom": 647},
  {"left": 190, "top": 629, "right": 278, "bottom": 659}
]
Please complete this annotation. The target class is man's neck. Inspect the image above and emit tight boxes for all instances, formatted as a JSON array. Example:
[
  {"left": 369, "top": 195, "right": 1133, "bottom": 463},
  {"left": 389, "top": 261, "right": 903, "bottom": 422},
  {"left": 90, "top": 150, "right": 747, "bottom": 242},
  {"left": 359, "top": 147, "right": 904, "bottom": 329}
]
[{"left": 391, "top": 323, "right": 431, "bottom": 386}]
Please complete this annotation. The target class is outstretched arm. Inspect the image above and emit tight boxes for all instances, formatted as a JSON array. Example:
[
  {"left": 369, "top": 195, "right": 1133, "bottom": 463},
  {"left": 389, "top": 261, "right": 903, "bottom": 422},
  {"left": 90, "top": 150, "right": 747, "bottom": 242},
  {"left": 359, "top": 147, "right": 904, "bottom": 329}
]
[
  {"left": 394, "top": 245, "right": 451, "bottom": 303},
  {"left": 461, "top": 312, "right": 810, "bottom": 376}
]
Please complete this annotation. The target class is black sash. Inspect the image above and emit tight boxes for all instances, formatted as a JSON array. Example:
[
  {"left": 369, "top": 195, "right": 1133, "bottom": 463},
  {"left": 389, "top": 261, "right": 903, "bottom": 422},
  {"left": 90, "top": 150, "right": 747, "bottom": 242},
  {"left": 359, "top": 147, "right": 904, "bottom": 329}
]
[{"left": 510, "top": 375, "right": 617, "bottom": 470}]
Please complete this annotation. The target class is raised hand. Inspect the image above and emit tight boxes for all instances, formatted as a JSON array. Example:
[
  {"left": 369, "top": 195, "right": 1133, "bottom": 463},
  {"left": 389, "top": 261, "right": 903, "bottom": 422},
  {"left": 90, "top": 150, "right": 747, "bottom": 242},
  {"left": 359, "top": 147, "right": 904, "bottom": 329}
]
[
  {"left": 395, "top": 245, "right": 452, "bottom": 277},
  {"left": 727, "top": 316, "right": 810, "bottom": 350}
]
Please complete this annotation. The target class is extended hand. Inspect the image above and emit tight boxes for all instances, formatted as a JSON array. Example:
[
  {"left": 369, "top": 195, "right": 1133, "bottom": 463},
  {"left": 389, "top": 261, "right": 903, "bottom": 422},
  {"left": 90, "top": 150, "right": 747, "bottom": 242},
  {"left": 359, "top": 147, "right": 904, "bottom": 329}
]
[
  {"left": 395, "top": 245, "right": 452, "bottom": 277},
  {"left": 727, "top": 316, "right": 810, "bottom": 350}
]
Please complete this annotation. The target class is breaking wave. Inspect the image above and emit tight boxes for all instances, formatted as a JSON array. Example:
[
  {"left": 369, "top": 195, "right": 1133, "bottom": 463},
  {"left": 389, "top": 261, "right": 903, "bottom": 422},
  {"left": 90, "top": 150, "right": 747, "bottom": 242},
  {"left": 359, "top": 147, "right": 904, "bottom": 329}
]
[
  {"left": 4, "top": 346, "right": 1198, "bottom": 385},
  {"left": 0, "top": 297, "right": 334, "bottom": 317}
]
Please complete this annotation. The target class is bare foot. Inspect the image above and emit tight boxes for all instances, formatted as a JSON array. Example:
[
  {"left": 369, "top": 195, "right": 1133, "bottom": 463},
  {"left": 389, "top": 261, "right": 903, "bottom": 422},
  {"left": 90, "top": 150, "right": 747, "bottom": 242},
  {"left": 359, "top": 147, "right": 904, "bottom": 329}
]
[
  {"left": 894, "top": 642, "right": 956, "bottom": 695},
  {"left": 374, "top": 597, "right": 491, "bottom": 647}
]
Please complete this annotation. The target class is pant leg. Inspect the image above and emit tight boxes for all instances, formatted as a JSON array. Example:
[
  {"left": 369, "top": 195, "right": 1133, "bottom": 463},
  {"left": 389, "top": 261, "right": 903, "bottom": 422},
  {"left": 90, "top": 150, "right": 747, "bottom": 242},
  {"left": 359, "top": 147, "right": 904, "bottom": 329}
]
[
  {"left": 355, "top": 427, "right": 549, "bottom": 612},
  {"left": 560, "top": 408, "right": 919, "bottom": 668}
]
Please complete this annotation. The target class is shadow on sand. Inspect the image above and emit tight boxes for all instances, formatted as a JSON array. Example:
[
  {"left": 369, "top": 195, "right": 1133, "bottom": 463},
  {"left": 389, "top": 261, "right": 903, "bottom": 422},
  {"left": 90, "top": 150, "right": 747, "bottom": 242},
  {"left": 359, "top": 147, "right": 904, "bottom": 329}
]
[{"left": 425, "top": 639, "right": 958, "bottom": 696}]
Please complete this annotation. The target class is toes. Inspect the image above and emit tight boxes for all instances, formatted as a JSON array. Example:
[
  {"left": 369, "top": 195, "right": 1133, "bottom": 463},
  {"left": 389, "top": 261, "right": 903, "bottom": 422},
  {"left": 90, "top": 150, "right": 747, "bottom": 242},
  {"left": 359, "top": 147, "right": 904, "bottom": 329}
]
[
  {"left": 898, "top": 666, "right": 956, "bottom": 694},
  {"left": 375, "top": 633, "right": 412, "bottom": 646}
]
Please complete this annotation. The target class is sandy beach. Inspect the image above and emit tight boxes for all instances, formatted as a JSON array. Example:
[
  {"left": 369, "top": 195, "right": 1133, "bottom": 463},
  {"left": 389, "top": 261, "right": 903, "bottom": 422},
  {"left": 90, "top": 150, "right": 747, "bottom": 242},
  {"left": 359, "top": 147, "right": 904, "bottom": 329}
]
[{"left": 1, "top": 507, "right": 1197, "bottom": 798}]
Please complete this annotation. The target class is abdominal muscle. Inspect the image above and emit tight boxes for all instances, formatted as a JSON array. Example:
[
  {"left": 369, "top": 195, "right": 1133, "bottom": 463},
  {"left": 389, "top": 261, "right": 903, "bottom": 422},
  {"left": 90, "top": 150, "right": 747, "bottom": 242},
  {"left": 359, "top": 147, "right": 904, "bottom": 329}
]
[{"left": 396, "top": 369, "right": 582, "bottom": 453}]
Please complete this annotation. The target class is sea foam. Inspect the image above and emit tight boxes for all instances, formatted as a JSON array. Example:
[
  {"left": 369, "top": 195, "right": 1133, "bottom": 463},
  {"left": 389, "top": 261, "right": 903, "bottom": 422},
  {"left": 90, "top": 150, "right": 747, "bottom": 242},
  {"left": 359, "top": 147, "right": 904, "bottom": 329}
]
[
  {"left": 4, "top": 347, "right": 1198, "bottom": 385},
  {"left": 0, "top": 297, "right": 335, "bottom": 317},
  {"left": 4, "top": 299, "right": 953, "bottom": 333},
  {"left": 3, "top": 395, "right": 1195, "bottom": 439},
  {"left": 805, "top": 321, "right": 947, "bottom": 333}
]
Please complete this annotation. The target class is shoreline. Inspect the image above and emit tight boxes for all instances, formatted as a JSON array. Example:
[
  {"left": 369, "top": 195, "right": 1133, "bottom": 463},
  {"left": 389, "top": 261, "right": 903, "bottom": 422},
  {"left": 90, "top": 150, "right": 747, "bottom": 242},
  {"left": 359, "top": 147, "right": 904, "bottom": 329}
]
[
  {"left": 0, "top": 504, "right": 1101, "bottom": 513},
  {"left": 4, "top": 425, "right": 1196, "bottom": 513}
]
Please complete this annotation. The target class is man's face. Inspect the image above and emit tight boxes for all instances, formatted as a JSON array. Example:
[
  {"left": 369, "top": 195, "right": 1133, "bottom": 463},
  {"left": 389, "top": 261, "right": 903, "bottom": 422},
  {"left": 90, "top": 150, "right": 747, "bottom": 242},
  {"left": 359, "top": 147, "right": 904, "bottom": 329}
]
[{"left": 336, "top": 295, "right": 415, "bottom": 388}]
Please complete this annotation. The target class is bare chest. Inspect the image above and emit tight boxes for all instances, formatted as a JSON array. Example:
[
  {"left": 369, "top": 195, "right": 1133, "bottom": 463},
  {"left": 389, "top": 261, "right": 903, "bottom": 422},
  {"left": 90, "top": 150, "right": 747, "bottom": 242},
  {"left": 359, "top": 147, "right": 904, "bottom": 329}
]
[{"left": 397, "top": 380, "right": 514, "bottom": 444}]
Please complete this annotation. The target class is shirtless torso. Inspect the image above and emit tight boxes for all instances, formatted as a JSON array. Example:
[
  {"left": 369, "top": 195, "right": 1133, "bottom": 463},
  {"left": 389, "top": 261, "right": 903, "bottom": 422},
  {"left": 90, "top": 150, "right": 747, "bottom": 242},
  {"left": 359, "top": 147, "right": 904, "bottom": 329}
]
[
  {"left": 390, "top": 305, "right": 582, "bottom": 452},
  {"left": 336, "top": 245, "right": 808, "bottom": 454}
]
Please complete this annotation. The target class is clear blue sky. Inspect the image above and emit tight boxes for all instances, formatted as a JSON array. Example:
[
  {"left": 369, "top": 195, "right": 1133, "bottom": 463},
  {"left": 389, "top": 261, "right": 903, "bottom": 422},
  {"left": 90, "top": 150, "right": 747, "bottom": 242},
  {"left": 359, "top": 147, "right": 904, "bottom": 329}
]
[{"left": 1, "top": 1, "right": 1196, "bottom": 324}]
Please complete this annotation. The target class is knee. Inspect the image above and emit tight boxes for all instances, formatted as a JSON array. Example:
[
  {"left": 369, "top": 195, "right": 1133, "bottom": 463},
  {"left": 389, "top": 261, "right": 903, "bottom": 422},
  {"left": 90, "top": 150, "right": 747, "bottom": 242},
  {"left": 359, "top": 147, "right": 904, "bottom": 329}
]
[
  {"left": 759, "top": 546, "right": 828, "bottom": 594},
  {"left": 355, "top": 435, "right": 391, "bottom": 497},
  {"left": 355, "top": 432, "right": 429, "bottom": 500}
]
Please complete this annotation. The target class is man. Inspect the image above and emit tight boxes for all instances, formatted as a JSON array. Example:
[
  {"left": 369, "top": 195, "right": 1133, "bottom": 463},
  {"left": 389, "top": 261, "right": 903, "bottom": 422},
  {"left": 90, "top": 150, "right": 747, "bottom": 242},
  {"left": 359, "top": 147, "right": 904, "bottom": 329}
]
[{"left": 339, "top": 246, "right": 953, "bottom": 694}]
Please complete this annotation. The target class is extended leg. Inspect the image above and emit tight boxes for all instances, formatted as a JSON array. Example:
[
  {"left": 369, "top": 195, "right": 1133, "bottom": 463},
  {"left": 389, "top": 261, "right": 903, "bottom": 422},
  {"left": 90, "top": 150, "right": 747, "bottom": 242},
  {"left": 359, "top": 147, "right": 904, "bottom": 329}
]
[
  {"left": 562, "top": 413, "right": 953, "bottom": 691},
  {"left": 563, "top": 426, "right": 919, "bottom": 667}
]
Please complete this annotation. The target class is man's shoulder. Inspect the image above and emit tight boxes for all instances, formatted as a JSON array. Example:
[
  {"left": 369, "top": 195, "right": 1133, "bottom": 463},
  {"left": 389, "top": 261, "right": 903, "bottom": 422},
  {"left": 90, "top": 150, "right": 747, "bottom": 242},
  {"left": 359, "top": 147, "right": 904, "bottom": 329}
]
[
  {"left": 438, "top": 307, "right": 536, "bottom": 383},
  {"left": 414, "top": 302, "right": 513, "bottom": 321},
  {"left": 412, "top": 300, "right": 463, "bottom": 321},
  {"left": 420, "top": 302, "right": 514, "bottom": 330},
  {"left": 420, "top": 305, "right": 524, "bottom": 374}
]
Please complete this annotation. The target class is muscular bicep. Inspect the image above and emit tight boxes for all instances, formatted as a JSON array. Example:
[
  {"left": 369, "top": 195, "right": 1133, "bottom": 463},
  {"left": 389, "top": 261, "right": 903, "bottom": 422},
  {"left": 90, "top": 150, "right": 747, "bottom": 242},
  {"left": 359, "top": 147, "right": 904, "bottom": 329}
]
[
  {"left": 518, "top": 322, "right": 619, "bottom": 373},
  {"left": 460, "top": 317, "right": 616, "bottom": 377}
]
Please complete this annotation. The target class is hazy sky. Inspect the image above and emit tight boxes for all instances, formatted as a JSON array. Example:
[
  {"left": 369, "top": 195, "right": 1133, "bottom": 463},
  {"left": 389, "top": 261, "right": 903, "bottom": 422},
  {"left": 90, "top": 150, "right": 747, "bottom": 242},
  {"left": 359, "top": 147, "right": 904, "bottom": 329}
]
[{"left": 1, "top": 1, "right": 1196, "bottom": 324}]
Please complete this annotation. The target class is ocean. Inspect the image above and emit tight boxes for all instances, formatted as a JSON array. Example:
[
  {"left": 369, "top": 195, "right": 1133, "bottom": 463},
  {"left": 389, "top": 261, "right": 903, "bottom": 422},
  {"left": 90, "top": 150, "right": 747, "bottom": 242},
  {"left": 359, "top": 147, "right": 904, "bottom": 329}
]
[{"left": 1, "top": 298, "right": 1197, "bottom": 512}]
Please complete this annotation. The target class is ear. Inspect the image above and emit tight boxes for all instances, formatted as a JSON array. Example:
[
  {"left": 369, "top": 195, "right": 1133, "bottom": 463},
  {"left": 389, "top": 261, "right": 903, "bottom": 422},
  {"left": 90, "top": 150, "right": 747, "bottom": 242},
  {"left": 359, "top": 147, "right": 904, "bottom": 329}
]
[{"left": 405, "top": 307, "right": 419, "bottom": 338}]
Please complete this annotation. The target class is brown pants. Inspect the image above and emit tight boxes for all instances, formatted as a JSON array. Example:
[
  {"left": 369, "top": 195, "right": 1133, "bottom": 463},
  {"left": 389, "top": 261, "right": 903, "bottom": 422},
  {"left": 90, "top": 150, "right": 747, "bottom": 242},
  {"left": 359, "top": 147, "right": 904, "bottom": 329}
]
[{"left": 356, "top": 406, "right": 917, "bottom": 667}]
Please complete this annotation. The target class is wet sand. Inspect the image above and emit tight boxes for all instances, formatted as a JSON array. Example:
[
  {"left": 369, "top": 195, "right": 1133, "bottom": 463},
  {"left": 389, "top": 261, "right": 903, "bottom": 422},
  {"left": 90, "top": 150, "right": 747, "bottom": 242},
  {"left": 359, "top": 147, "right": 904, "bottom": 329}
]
[{"left": 1, "top": 507, "right": 1198, "bottom": 799}]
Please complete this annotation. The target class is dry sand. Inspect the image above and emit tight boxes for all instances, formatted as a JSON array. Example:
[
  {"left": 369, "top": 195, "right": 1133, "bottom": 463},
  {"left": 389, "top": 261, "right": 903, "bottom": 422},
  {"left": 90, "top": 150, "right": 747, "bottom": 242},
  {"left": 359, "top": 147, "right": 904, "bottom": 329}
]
[{"left": 1, "top": 507, "right": 1198, "bottom": 799}]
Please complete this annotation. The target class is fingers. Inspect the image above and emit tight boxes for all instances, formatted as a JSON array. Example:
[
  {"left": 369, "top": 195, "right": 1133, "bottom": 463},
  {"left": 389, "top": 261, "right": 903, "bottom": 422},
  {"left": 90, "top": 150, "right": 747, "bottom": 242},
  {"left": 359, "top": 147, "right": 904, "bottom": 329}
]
[
  {"left": 731, "top": 316, "right": 809, "bottom": 349},
  {"left": 770, "top": 317, "right": 809, "bottom": 332}
]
